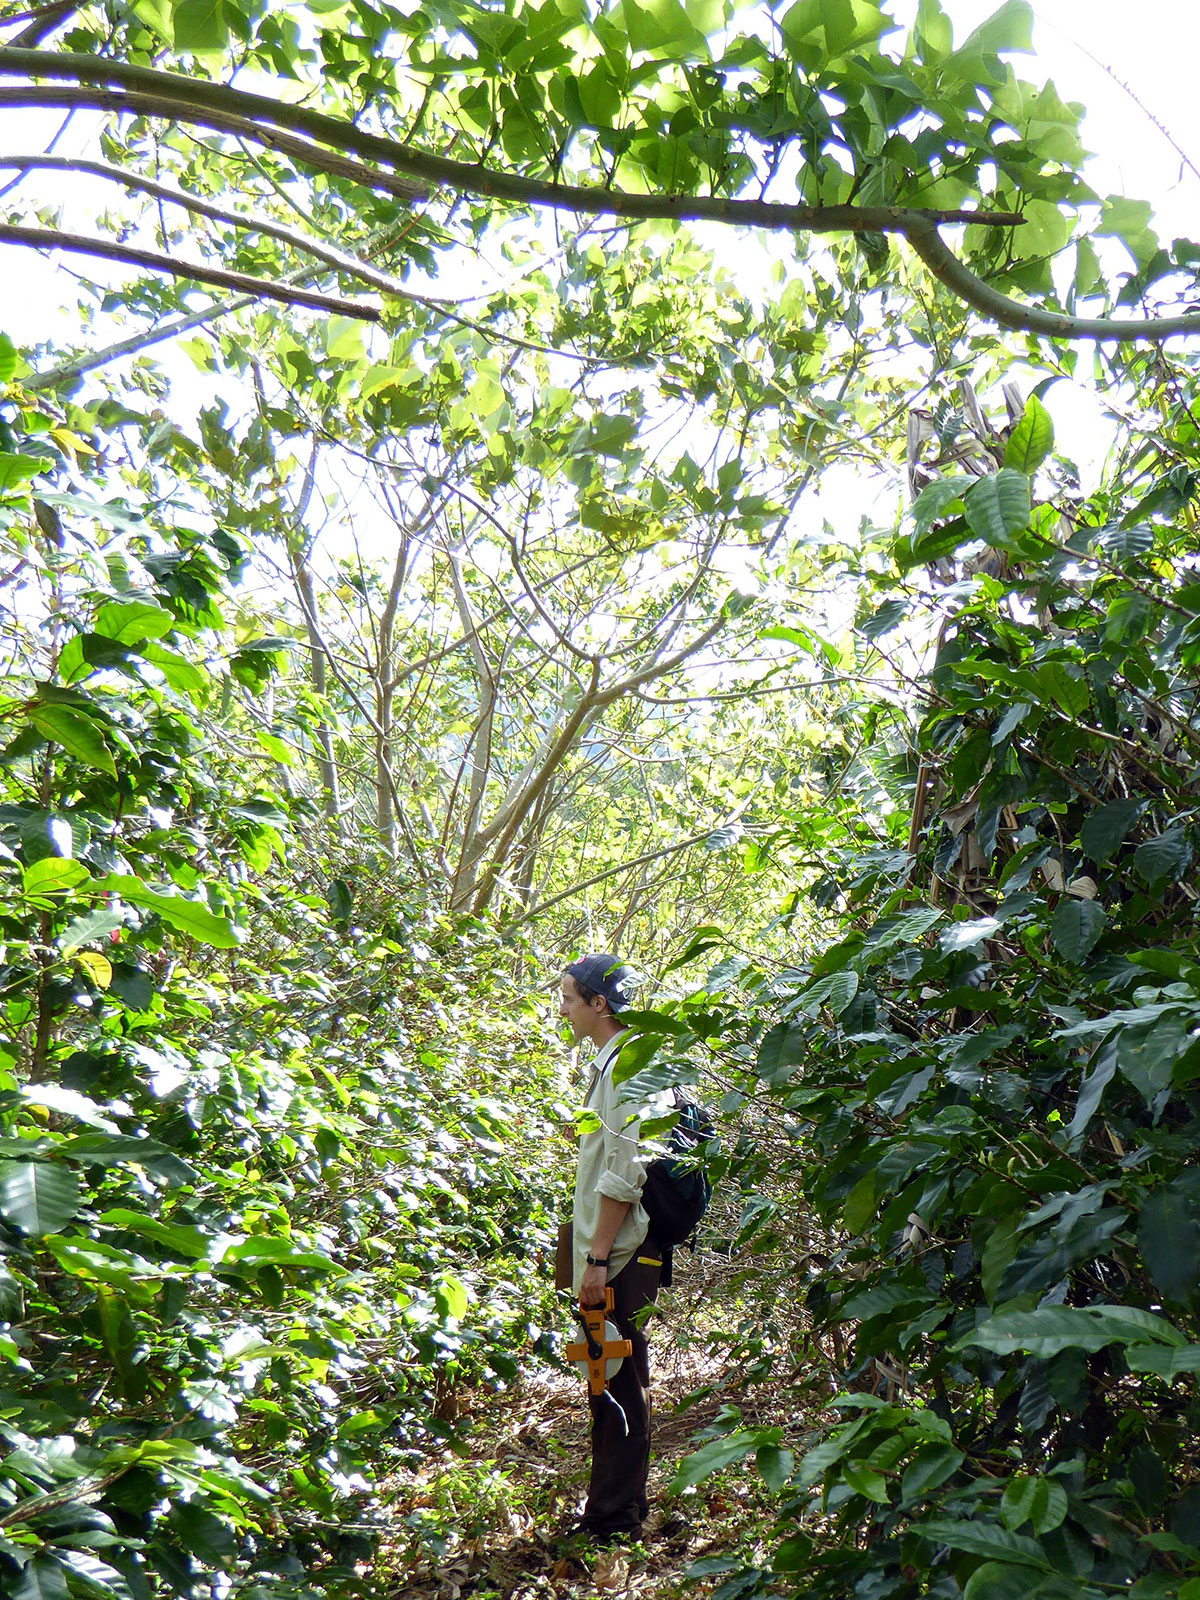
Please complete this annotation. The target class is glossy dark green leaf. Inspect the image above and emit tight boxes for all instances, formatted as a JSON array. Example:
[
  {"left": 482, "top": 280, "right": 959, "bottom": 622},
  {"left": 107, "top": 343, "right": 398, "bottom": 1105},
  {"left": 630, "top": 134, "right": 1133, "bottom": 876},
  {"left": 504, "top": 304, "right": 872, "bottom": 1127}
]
[
  {"left": 13, "top": 1557, "right": 70, "bottom": 1600},
  {"left": 1140, "top": 1188, "right": 1200, "bottom": 1303},
  {"left": 956, "top": 1305, "right": 1186, "bottom": 1358},
  {"left": 910, "top": 475, "right": 973, "bottom": 533},
  {"left": 59, "top": 908, "right": 123, "bottom": 955},
  {"left": 1080, "top": 799, "right": 1143, "bottom": 863},
  {"left": 756, "top": 1443, "right": 793, "bottom": 1490},
  {"left": 901, "top": 1444, "right": 964, "bottom": 1504},
  {"left": 915, "top": 1517, "right": 1052, "bottom": 1570},
  {"left": 1000, "top": 1476, "right": 1067, "bottom": 1534},
  {"left": 0, "top": 1161, "right": 83, "bottom": 1236},
  {"left": 1133, "top": 829, "right": 1192, "bottom": 891},
  {"left": 755, "top": 1021, "right": 807, "bottom": 1082},
  {"left": 860, "top": 599, "right": 908, "bottom": 639},
  {"left": 963, "top": 470, "right": 1032, "bottom": 546},
  {"left": 1049, "top": 899, "right": 1106, "bottom": 963},
  {"left": 1117, "top": 1011, "right": 1189, "bottom": 1103},
  {"left": 1125, "top": 1343, "right": 1200, "bottom": 1377}
]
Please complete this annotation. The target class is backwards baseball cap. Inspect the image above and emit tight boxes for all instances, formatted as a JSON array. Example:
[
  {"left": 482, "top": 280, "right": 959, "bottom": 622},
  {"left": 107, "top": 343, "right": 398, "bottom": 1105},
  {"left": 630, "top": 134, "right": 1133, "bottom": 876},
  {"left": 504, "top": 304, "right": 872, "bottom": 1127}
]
[{"left": 564, "top": 953, "right": 637, "bottom": 1012}]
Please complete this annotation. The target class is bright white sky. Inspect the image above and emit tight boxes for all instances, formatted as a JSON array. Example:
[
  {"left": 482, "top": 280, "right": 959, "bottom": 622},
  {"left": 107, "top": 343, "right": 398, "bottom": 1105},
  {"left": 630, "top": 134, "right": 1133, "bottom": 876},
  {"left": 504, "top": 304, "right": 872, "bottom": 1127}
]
[{"left": 7, "top": 0, "right": 1200, "bottom": 506}]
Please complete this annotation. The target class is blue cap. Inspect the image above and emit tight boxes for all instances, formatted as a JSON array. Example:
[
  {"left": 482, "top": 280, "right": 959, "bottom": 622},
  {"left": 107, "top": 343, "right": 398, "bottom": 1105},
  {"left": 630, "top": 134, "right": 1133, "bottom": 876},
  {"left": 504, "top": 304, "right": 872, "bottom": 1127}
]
[{"left": 564, "top": 953, "right": 637, "bottom": 1012}]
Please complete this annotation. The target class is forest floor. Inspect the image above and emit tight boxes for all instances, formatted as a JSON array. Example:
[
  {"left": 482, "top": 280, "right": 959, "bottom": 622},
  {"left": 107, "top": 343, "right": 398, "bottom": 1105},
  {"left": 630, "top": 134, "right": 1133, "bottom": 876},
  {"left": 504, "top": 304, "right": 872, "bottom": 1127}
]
[{"left": 376, "top": 1264, "right": 820, "bottom": 1600}]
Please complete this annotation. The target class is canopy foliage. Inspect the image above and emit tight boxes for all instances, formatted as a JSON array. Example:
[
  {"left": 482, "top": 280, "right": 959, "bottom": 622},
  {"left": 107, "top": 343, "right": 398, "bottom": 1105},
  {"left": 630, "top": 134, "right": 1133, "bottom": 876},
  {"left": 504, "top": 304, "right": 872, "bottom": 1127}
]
[{"left": 1, "top": 0, "right": 1199, "bottom": 1596}]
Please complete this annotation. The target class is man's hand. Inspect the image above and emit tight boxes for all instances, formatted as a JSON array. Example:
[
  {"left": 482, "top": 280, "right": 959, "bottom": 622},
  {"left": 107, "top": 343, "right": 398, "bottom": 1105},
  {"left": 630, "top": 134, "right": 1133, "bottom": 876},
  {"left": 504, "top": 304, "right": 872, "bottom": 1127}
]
[{"left": 579, "top": 1263, "right": 608, "bottom": 1308}]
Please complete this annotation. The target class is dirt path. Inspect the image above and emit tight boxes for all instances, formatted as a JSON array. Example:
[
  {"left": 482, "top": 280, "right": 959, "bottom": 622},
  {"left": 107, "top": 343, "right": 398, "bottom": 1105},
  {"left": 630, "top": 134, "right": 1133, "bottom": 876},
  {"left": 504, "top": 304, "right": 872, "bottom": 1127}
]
[{"left": 377, "top": 1309, "right": 793, "bottom": 1600}]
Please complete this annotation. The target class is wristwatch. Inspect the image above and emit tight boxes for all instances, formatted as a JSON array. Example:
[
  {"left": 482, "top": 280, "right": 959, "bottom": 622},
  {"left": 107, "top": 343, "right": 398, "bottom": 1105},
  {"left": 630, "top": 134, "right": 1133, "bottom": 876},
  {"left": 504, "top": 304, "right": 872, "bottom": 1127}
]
[{"left": 586, "top": 1253, "right": 610, "bottom": 1268}]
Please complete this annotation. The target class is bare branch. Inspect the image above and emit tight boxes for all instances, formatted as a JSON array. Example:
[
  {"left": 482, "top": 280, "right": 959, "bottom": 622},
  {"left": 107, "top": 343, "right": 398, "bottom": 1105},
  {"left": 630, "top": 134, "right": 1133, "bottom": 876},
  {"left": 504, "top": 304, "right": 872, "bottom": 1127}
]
[
  {"left": 905, "top": 223, "right": 1200, "bottom": 343},
  {"left": 0, "top": 152, "right": 421, "bottom": 298},
  {"left": 0, "top": 222, "right": 382, "bottom": 319}
]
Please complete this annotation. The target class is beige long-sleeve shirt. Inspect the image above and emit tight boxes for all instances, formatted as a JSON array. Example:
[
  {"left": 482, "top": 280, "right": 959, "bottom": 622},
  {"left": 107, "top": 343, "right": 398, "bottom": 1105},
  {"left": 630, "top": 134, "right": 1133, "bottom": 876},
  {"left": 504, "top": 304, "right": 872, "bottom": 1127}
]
[{"left": 571, "top": 1032, "right": 651, "bottom": 1294}]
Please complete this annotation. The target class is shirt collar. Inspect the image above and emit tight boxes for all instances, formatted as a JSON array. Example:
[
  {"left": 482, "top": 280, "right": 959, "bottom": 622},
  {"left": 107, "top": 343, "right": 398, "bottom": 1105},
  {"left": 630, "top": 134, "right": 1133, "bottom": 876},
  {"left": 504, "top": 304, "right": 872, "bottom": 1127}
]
[{"left": 587, "top": 1029, "right": 626, "bottom": 1082}]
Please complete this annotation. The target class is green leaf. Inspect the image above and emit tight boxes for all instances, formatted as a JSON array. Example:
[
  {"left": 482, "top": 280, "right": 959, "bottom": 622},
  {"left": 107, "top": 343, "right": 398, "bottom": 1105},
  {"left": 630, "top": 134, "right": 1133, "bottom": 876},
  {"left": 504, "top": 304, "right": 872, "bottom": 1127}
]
[
  {"left": 18, "top": 1082, "right": 118, "bottom": 1130},
  {"left": 0, "top": 453, "right": 50, "bottom": 495},
  {"left": 1118, "top": 1011, "right": 1189, "bottom": 1104},
  {"left": 60, "top": 1136, "right": 196, "bottom": 1185},
  {"left": 781, "top": 0, "right": 894, "bottom": 62},
  {"left": 93, "top": 601, "right": 175, "bottom": 645},
  {"left": 1097, "top": 195, "right": 1158, "bottom": 269},
  {"left": 1125, "top": 1343, "right": 1200, "bottom": 1377},
  {"left": 22, "top": 856, "right": 89, "bottom": 898},
  {"left": 942, "top": 916, "right": 1002, "bottom": 953},
  {"left": 963, "top": 1564, "right": 1065, "bottom": 1600},
  {"left": 756, "top": 1444, "right": 793, "bottom": 1491},
  {"left": 1140, "top": 1188, "right": 1200, "bottom": 1303},
  {"left": 28, "top": 705, "right": 117, "bottom": 776},
  {"left": 1004, "top": 396, "right": 1054, "bottom": 475},
  {"left": 97, "top": 1207, "right": 218, "bottom": 1258},
  {"left": 837, "top": 1461, "right": 888, "bottom": 1503},
  {"left": 843, "top": 1169, "right": 876, "bottom": 1234},
  {"left": 324, "top": 317, "right": 367, "bottom": 361},
  {"left": 96, "top": 875, "right": 242, "bottom": 948},
  {"left": 224, "top": 1236, "right": 343, "bottom": 1272},
  {"left": 910, "top": 475, "right": 973, "bottom": 533},
  {"left": 1068, "top": 1046, "right": 1118, "bottom": 1146},
  {"left": 0, "top": 333, "right": 17, "bottom": 384},
  {"left": 0, "top": 1161, "right": 83, "bottom": 1235},
  {"left": 255, "top": 730, "right": 295, "bottom": 766},
  {"left": 1049, "top": 899, "right": 1106, "bottom": 963},
  {"left": 59, "top": 908, "right": 123, "bottom": 954},
  {"left": 916, "top": 1517, "right": 1052, "bottom": 1570},
  {"left": 860, "top": 599, "right": 908, "bottom": 640},
  {"left": 981, "top": 1215, "right": 1019, "bottom": 1306},
  {"left": 1035, "top": 661, "right": 1089, "bottom": 719},
  {"left": 13, "top": 1557, "right": 71, "bottom": 1600},
  {"left": 1000, "top": 1476, "right": 1067, "bottom": 1534},
  {"left": 991, "top": 701, "right": 1032, "bottom": 745},
  {"left": 756, "top": 1021, "right": 807, "bottom": 1083},
  {"left": 1095, "top": 523, "right": 1155, "bottom": 561},
  {"left": 1080, "top": 799, "right": 1143, "bottom": 863},
  {"left": 963, "top": 470, "right": 1032, "bottom": 546},
  {"left": 434, "top": 1270, "right": 469, "bottom": 1319},
  {"left": 140, "top": 643, "right": 209, "bottom": 697},
  {"left": 671, "top": 1429, "right": 759, "bottom": 1491},
  {"left": 818, "top": 969, "right": 860, "bottom": 1016},
  {"left": 171, "top": 0, "right": 228, "bottom": 51},
  {"left": 901, "top": 1444, "right": 963, "bottom": 1503},
  {"left": 17, "top": 808, "right": 88, "bottom": 862},
  {"left": 956, "top": 1304, "right": 1186, "bottom": 1358},
  {"left": 953, "top": 0, "right": 1033, "bottom": 58},
  {"left": 1133, "top": 829, "right": 1192, "bottom": 892}
]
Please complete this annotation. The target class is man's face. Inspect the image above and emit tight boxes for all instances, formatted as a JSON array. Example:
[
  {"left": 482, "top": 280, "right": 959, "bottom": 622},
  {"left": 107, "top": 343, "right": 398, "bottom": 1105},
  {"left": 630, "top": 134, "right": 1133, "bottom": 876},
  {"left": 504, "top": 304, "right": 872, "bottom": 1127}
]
[{"left": 559, "top": 974, "right": 605, "bottom": 1044}]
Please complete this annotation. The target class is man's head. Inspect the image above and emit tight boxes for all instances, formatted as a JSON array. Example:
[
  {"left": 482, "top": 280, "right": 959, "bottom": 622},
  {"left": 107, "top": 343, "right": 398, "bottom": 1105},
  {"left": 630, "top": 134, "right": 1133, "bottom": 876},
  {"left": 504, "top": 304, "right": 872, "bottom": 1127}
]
[{"left": 559, "top": 953, "right": 635, "bottom": 1045}]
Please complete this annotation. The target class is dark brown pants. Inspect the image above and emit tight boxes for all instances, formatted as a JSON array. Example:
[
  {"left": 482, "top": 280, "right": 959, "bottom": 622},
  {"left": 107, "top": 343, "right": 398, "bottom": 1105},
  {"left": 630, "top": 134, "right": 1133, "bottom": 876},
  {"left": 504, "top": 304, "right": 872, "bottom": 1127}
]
[{"left": 582, "top": 1241, "right": 662, "bottom": 1535}]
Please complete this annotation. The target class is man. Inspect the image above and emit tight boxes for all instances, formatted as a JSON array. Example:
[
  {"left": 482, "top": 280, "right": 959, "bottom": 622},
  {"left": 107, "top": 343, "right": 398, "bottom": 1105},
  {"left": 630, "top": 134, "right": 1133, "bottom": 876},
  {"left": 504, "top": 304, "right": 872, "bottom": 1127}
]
[{"left": 559, "top": 953, "right": 662, "bottom": 1544}]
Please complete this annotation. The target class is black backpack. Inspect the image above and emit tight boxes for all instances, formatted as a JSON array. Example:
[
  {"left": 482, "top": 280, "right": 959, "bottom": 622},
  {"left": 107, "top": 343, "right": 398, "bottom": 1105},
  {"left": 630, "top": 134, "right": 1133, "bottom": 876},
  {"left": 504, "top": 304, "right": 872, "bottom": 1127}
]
[{"left": 641, "top": 1091, "right": 714, "bottom": 1271}]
